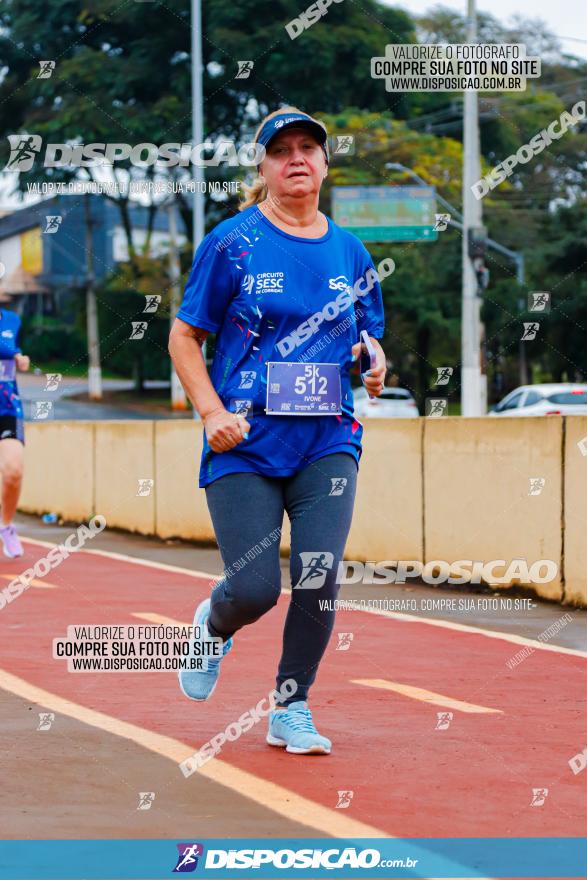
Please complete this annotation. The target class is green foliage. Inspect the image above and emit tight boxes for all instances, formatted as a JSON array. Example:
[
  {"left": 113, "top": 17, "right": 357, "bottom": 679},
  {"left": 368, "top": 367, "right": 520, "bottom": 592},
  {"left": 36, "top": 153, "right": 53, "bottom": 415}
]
[
  {"left": 20, "top": 312, "right": 87, "bottom": 367},
  {"left": 204, "top": 0, "right": 416, "bottom": 131},
  {"left": 97, "top": 255, "right": 177, "bottom": 381}
]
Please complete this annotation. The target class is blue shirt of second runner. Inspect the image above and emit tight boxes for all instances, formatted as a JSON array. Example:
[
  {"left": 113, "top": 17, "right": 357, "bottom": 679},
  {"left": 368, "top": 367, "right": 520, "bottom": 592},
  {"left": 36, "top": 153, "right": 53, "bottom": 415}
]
[
  {"left": 178, "top": 206, "right": 386, "bottom": 488},
  {"left": 0, "top": 309, "right": 24, "bottom": 419}
]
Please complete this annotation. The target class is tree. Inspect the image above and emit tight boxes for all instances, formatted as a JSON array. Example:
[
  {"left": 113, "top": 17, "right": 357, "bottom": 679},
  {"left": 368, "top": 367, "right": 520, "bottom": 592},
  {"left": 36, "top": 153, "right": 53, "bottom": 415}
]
[
  {"left": 203, "top": 0, "right": 417, "bottom": 132},
  {"left": 0, "top": 0, "right": 419, "bottom": 247}
]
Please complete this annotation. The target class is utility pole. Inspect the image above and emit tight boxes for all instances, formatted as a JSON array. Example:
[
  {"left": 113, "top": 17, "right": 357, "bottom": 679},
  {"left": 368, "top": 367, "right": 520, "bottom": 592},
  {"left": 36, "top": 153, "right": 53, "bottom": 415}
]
[
  {"left": 461, "top": 0, "right": 484, "bottom": 415},
  {"left": 84, "top": 194, "right": 102, "bottom": 400},
  {"left": 192, "top": 0, "right": 205, "bottom": 254},
  {"left": 517, "top": 255, "right": 528, "bottom": 386},
  {"left": 191, "top": 0, "right": 207, "bottom": 397},
  {"left": 167, "top": 202, "right": 188, "bottom": 410}
]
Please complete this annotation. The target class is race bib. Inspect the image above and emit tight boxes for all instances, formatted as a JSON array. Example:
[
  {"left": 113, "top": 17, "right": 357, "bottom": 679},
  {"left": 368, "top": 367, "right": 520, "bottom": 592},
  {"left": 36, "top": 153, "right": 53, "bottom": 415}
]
[
  {"left": 0, "top": 359, "right": 16, "bottom": 381},
  {"left": 265, "top": 362, "right": 342, "bottom": 415}
]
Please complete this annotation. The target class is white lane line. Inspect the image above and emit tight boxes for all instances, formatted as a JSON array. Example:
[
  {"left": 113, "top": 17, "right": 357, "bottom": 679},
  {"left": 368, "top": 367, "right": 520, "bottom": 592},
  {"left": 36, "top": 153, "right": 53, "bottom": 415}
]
[
  {"left": 132, "top": 612, "right": 189, "bottom": 626},
  {"left": 0, "top": 667, "right": 386, "bottom": 839},
  {"left": 0, "top": 573, "right": 57, "bottom": 589},
  {"left": 352, "top": 679, "right": 503, "bottom": 714}
]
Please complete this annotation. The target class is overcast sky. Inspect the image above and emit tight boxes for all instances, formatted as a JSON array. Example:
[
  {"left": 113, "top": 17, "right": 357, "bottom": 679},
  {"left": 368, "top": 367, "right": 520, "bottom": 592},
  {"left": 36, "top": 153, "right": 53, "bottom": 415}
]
[{"left": 391, "top": 0, "right": 587, "bottom": 60}]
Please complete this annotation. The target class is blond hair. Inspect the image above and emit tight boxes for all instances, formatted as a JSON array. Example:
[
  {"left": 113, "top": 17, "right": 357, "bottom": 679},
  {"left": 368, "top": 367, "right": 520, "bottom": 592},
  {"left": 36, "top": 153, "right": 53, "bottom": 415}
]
[{"left": 238, "top": 106, "right": 325, "bottom": 211}]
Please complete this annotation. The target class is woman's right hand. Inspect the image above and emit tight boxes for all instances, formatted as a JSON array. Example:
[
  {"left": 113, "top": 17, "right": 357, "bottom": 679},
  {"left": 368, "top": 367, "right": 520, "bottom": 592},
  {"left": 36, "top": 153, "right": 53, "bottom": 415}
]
[{"left": 203, "top": 406, "right": 251, "bottom": 453}]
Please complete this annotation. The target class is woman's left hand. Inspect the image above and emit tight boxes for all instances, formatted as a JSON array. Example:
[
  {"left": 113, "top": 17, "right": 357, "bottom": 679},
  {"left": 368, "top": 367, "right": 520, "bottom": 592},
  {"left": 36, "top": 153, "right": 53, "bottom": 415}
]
[
  {"left": 15, "top": 354, "right": 30, "bottom": 372},
  {"left": 351, "top": 337, "right": 386, "bottom": 397}
]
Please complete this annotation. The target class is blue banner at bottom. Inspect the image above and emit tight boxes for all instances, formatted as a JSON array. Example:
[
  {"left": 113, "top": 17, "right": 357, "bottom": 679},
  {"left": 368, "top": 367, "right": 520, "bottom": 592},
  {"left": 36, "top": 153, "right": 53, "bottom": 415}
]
[{"left": 1, "top": 838, "right": 586, "bottom": 879}]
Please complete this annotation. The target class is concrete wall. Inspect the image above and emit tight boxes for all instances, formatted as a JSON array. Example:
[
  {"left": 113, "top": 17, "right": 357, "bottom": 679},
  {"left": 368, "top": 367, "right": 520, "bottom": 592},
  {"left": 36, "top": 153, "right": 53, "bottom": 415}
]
[
  {"left": 424, "top": 417, "right": 563, "bottom": 601},
  {"left": 154, "top": 421, "right": 214, "bottom": 542},
  {"left": 94, "top": 422, "right": 156, "bottom": 535},
  {"left": 18, "top": 416, "right": 583, "bottom": 606},
  {"left": 20, "top": 421, "right": 94, "bottom": 522},
  {"left": 562, "top": 417, "right": 587, "bottom": 607},
  {"left": 347, "top": 420, "right": 423, "bottom": 562}
]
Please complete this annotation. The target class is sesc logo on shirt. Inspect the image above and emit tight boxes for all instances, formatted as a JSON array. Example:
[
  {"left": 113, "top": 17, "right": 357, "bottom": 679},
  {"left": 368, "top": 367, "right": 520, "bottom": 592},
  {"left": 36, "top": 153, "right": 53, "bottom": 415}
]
[
  {"left": 244, "top": 272, "right": 285, "bottom": 294},
  {"left": 257, "top": 272, "right": 284, "bottom": 292},
  {"left": 241, "top": 274, "right": 255, "bottom": 295},
  {"left": 1, "top": 330, "right": 14, "bottom": 338},
  {"left": 328, "top": 275, "right": 351, "bottom": 292}
]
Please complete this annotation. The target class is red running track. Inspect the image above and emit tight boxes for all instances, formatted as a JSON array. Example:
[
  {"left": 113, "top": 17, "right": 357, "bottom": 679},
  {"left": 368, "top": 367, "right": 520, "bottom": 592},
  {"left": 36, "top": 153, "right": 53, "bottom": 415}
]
[{"left": 1, "top": 539, "right": 586, "bottom": 841}]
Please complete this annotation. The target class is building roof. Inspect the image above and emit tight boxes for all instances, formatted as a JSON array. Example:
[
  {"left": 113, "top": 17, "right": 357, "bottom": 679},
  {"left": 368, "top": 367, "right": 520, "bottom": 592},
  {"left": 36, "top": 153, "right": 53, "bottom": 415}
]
[
  {"left": 0, "top": 198, "right": 60, "bottom": 240},
  {"left": 0, "top": 265, "right": 49, "bottom": 295}
]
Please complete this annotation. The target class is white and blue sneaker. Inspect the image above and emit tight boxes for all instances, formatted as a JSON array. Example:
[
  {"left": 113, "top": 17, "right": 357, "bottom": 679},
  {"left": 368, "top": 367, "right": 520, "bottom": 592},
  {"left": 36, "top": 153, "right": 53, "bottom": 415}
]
[
  {"left": 178, "top": 598, "right": 232, "bottom": 701},
  {"left": 266, "top": 701, "right": 331, "bottom": 754}
]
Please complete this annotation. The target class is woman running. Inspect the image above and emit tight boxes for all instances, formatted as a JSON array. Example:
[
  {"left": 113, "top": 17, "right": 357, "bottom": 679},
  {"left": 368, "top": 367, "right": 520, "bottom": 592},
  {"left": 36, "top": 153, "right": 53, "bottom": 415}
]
[
  {"left": 169, "top": 107, "right": 386, "bottom": 755},
  {"left": 0, "top": 296, "right": 29, "bottom": 558}
]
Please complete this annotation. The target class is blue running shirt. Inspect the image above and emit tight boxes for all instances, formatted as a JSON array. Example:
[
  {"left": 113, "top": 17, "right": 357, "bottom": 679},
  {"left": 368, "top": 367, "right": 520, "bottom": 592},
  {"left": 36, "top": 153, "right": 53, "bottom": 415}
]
[
  {"left": 178, "top": 206, "right": 385, "bottom": 488},
  {"left": 0, "top": 309, "right": 23, "bottom": 418}
]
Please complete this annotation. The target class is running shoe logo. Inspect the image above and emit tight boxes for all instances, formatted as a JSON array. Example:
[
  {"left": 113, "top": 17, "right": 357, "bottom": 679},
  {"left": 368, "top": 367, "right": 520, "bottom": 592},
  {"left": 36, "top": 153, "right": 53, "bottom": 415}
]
[
  {"left": 173, "top": 843, "right": 204, "bottom": 873},
  {"left": 5, "top": 134, "right": 42, "bottom": 171},
  {"left": 435, "top": 711, "right": 453, "bottom": 731},
  {"left": 336, "top": 790, "right": 354, "bottom": 808},
  {"left": 530, "top": 788, "right": 549, "bottom": 807},
  {"left": 233, "top": 399, "right": 252, "bottom": 417},
  {"left": 293, "top": 551, "right": 334, "bottom": 589},
  {"left": 239, "top": 370, "right": 256, "bottom": 389},
  {"left": 37, "top": 712, "right": 55, "bottom": 731},
  {"left": 335, "top": 632, "right": 354, "bottom": 651}
]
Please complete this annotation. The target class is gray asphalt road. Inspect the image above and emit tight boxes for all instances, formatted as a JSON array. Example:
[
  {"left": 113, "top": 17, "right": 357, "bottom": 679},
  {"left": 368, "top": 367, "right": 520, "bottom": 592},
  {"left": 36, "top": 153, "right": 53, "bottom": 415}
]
[{"left": 17, "top": 374, "right": 192, "bottom": 421}]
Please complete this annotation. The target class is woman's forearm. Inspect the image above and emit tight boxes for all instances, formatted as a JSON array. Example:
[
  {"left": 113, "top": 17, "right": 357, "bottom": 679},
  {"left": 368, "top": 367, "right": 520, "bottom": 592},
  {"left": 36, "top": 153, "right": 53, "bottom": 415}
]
[{"left": 168, "top": 324, "right": 224, "bottom": 419}]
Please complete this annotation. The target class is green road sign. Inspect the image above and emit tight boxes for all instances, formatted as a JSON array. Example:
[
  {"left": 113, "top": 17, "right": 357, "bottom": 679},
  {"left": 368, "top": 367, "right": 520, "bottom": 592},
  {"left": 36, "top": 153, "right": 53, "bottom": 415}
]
[{"left": 331, "top": 185, "right": 438, "bottom": 242}]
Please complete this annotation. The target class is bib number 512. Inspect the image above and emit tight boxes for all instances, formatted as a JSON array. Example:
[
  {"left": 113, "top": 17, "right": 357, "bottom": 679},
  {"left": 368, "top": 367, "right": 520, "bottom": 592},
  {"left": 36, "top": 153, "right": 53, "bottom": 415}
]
[{"left": 294, "top": 365, "right": 328, "bottom": 395}]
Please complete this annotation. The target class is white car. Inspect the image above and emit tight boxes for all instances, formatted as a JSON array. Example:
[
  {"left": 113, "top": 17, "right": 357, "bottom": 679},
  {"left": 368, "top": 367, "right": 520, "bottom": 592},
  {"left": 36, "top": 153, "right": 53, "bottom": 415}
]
[
  {"left": 353, "top": 386, "right": 419, "bottom": 418},
  {"left": 489, "top": 383, "right": 587, "bottom": 416}
]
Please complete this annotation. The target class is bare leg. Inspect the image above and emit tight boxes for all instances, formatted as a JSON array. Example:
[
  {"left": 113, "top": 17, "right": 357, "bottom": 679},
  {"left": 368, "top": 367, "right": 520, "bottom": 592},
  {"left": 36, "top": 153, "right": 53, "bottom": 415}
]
[{"left": 0, "top": 439, "right": 24, "bottom": 525}]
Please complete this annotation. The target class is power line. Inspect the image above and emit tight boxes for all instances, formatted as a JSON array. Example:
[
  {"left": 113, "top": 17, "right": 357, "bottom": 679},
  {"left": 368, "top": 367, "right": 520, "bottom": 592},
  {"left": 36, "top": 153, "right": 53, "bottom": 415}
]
[{"left": 556, "top": 35, "right": 587, "bottom": 44}]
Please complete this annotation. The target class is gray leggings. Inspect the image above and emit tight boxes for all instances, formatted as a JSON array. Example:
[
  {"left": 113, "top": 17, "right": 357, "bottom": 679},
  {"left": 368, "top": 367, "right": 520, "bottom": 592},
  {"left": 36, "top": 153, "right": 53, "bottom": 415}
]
[{"left": 205, "top": 452, "right": 358, "bottom": 704}]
